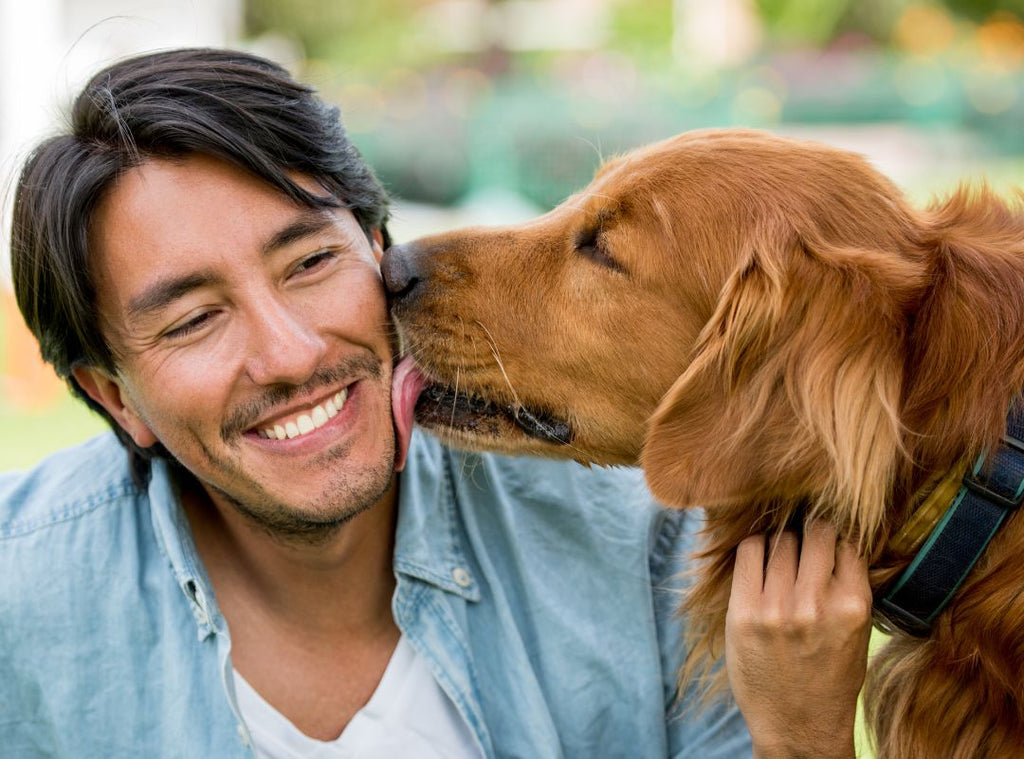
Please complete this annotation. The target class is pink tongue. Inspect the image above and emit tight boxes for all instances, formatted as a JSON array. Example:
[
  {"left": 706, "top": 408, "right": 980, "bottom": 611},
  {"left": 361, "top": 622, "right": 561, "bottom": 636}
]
[{"left": 391, "top": 355, "right": 428, "bottom": 471}]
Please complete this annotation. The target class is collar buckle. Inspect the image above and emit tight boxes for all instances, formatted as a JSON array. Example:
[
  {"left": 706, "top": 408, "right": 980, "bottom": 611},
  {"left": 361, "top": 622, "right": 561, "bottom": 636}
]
[{"left": 963, "top": 431, "right": 1023, "bottom": 510}]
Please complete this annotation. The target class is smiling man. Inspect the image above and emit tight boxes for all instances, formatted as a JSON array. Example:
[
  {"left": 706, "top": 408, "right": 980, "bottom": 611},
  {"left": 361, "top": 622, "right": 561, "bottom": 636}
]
[
  {"left": 80, "top": 157, "right": 399, "bottom": 540},
  {"left": 1, "top": 48, "right": 869, "bottom": 759},
  {"left": 0, "top": 48, "right": 755, "bottom": 758}
]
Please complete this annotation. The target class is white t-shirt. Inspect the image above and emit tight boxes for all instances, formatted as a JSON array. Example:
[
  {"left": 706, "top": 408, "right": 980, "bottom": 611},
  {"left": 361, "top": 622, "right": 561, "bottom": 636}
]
[{"left": 233, "top": 636, "right": 483, "bottom": 759}]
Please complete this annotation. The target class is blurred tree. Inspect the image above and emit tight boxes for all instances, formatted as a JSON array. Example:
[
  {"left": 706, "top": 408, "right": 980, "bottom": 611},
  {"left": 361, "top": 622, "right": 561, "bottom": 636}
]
[
  {"left": 756, "top": 0, "right": 856, "bottom": 44},
  {"left": 944, "top": 0, "right": 1024, "bottom": 19},
  {"left": 756, "top": 0, "right": 1022, "bottom": 47},
  {"left": 245, "top": 0, "right": 433, "bottom": 71},
  {"left": 247, "top": 0, "right": 1024, "bottom": 69},
  {"left": 608, "top": 0, "right": 674, "bottom": 64}
]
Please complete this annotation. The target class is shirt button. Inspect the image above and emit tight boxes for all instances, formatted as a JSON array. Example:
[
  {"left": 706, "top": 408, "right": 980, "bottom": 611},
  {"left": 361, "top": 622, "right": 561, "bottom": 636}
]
[
  {"left": 452, "top": 567, "right": 473, "bottom": 588},
  {"left": 237, "top": 724, "right": 250, "bottom": 746}
]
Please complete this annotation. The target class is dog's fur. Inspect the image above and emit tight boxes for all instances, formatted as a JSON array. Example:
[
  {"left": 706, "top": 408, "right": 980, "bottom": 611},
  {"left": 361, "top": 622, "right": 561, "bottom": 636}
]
[{"left": 383, "top": 129, "right": 1024, "bottom": 758}]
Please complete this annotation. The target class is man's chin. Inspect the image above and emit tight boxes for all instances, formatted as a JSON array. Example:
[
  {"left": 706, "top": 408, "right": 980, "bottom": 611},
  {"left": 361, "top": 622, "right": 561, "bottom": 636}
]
[
  {"left": 198, "top": 451, "right": 397, "bottom": 547},
  {"left": 230, "top": 495, "right": 380, "bottom": 546}
]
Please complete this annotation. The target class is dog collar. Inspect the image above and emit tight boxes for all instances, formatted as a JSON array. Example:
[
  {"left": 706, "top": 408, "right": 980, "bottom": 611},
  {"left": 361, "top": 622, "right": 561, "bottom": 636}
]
[
  {"left": 877, "top": 398, "right": 1024, "bottom": 636},
  {"left": 886, "top": 462, "right": 969, "bottom": 555}
]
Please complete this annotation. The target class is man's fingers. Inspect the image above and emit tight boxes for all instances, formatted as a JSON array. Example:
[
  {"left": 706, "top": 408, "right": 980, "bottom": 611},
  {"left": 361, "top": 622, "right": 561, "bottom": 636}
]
[
  {"left": 732, "top": 523, "right": 871, "bottom": 618},
  {"left": 796, "top": 519, "right": 837, "bottom": 588},
  {"left": 732, "top": 534, "right": 767, "bottom": 602},
  {"left": 762, "top": 531, "right": 798, "bottom": 601},
  {"left": 834, "top": 537, "right": 871, "bottom": 591}
]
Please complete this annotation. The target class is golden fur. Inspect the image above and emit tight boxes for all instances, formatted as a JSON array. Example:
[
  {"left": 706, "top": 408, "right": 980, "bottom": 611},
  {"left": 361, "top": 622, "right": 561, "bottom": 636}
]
[{"left": 385, "top": 129, "right": 1024, "bottom": 758}]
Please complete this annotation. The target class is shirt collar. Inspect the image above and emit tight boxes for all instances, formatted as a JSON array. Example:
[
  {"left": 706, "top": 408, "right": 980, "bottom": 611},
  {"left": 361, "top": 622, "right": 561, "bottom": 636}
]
[
  {"left": 393, "top": 432, "right": 480, "bottom": 602},
  {"left": 148, "top": 458, "right": 223, "bottom": 640},
  {"left": 146, "top": 431, "right": 480, "bottom": 642}
]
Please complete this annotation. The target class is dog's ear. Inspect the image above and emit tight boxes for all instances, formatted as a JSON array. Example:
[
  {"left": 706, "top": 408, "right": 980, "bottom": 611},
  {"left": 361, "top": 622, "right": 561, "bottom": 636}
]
[{"left": 642, "top": 229, "right": 922, "bottom": 539}]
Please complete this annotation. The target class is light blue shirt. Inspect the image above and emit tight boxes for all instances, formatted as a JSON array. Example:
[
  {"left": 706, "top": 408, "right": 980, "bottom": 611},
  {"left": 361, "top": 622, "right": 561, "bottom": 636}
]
[{"left": 0, "top": 430, "right": 750, "bottom": 758}]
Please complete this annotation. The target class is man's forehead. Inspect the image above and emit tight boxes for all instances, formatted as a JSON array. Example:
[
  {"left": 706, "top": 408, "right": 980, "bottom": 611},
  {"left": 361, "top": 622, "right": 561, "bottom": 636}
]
[
  {"left": 92, "top": 156, "right": 356, "bottom": 251},
  {"left": 87, "top": 156, "right": 367, "bottom": 310}
]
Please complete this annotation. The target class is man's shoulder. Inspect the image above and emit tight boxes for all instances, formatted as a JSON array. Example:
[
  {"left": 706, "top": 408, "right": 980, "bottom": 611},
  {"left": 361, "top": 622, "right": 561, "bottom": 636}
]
[
  {"left": 460, "top": 440, "right": 652, "bottom": 513},
  {"left": 406, "top": 430, "right": 684, "bottom": 547},
  {"left": 409, "top": 429, "right": 650, "bottom": 502},
  {"left": 0, "top": 433, "right": 156, "bottom": 631},
  {"left": 0, "top": 432, "right": 139, "bottom": 539}
]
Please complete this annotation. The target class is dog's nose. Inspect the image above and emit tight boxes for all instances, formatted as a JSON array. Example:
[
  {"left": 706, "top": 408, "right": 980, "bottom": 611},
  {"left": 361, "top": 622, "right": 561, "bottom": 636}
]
[{"left": 381, "top": 243, "right": 424, "bottom": 302}]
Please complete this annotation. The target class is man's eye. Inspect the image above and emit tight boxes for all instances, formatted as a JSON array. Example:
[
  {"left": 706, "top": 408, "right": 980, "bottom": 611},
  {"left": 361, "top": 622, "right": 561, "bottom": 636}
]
[
  {"left": 291, "top": 249, "right": 336, "bottom": 276},
  {"left": 163, "top": 311, "right": 214, "bottom": 339}
]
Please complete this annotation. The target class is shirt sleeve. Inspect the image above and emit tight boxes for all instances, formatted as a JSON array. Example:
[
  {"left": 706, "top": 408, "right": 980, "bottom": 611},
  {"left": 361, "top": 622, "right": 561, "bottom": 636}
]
[{"left": 650, "top": 508, "right": 753, "bottom": 759}]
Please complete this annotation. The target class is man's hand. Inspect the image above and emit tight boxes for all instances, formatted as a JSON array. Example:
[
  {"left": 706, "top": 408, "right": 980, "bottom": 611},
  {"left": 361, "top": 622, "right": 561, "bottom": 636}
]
[{"left": 725, "top": 521, "right": 872, "bottom": 759}]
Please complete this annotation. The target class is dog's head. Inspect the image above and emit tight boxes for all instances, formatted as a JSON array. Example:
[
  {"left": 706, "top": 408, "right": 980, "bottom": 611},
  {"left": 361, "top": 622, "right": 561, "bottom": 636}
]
[{"left": 385, "top": 129, "right": 933, "bottom": 535}]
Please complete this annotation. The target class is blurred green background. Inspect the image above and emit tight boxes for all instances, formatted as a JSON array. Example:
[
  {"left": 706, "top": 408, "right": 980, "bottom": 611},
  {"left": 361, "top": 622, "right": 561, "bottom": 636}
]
[
  {"left": 272, "top": 0, "right": 1024, "bottom": 208},
  {"left": 5, "top": 0, "right": 1023, "bottom": 469}
]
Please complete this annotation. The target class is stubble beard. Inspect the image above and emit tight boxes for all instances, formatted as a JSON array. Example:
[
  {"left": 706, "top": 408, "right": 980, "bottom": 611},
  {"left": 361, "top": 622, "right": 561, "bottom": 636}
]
[
  {"left": 204, "top": 428, "right": 397, "bottom": 547},
  {"left": 202, "top": 354, "right": 399, "bottom": 546},
  {"left": 142, "top": 353, "right": 400, "bottom": 546}
]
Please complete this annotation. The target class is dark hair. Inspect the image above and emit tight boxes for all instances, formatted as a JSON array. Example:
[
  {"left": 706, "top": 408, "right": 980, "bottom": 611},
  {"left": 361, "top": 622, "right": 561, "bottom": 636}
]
[{"left": 9, "top": 47, "right": 390, "bottom": 483}]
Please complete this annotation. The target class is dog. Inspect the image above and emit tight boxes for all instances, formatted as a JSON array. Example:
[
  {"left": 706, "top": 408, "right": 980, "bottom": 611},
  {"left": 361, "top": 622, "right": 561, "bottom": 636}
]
[{"left": 382, "top": 129, "right": 1024, "bottom": 758}]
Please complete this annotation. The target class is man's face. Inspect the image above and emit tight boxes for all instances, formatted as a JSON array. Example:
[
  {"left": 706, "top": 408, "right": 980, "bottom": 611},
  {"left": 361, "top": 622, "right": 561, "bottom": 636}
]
[{"left": 77, "top": 154, "right": 397, "bottom": 536}]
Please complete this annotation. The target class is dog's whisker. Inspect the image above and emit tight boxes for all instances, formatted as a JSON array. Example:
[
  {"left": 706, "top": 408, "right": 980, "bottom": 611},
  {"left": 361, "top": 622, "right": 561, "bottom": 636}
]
[
  {"left": 577, "top": 190, "right": 615, "bottom": 202},
  {"left": 573, "top": 135, "right": 604, "bottom": 165},
  {"left": 561, "top": 191, "right": 617, "bottom": 218},
  {"left": 469, "top": 318, "right": 583, "bottom": 453},
  {"left": 474, "top": 320, "right": 523, "bottom": 409}
]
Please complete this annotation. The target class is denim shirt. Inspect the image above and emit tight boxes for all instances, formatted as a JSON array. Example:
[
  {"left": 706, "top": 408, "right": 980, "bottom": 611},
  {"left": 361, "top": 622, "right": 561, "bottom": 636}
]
[{"left": 0, "top": 431, "right": 750, "bottom": 758}]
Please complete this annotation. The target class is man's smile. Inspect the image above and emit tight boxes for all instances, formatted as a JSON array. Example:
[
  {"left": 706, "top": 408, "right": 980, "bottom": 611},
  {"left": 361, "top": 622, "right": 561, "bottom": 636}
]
[
  {"left": 219, "top": 354, "right": 386, "bottom": 446},
  {"left": 254, "top": 387, "right": 350, "bottom": 440},
  {"left": 235, "top": 372, "right": 381, "bottom": 458}
]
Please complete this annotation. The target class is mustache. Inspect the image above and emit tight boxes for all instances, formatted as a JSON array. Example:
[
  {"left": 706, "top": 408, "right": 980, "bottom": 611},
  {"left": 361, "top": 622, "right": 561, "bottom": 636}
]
[{"left": 220, "top": 354, "right": 383, "bottom": 441}]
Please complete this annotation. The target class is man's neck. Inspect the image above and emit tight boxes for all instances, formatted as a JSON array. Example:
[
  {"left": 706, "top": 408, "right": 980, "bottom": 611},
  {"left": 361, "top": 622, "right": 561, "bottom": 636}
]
[
  {"left": 180, "top": 475, "right": 403, "bottom": 740},
  {"left": 180, "top": 475, "right": 400, "bottom": 642}
]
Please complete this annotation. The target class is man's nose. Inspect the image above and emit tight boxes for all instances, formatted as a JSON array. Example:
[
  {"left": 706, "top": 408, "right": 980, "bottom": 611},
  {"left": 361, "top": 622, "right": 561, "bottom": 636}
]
[{"left": 244, "top": 300, "right": 327, "bottom": 386}]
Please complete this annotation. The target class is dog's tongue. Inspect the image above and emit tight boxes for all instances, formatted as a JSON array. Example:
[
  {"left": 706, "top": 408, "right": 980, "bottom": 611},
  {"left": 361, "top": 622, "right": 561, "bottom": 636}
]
[{"left": 391, "top": 355, "right": 428, "bottom": 471}]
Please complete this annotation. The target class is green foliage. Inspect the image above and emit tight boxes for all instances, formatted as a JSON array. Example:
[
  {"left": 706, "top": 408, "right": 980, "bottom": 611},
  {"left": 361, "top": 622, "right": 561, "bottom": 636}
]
[
  {"left": 244, "top": 0, "right": 1024, "bottom": 74},
  {"left": 944, "top": 0, "right": 1024, "bottom": 19},
  {"left": 608, "top": 0, "right": 674, "bottom": 63},
  {"left": 756, "top": 0, "right": 913, "bottom": 44},
  {"left": 757, "top": 0, "right": 853, "bottom": 44},
  {"left": 245, "top": 0, "right": 433, "bottom": 71},
  {"left": 756, "top": 0, "right": 1024, "bottom": 45}
]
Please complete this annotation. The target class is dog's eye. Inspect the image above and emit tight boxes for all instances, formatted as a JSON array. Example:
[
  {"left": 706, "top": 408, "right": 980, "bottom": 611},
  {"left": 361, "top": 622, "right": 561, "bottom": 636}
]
[{"left": 575, "top": 230, "right": 625, "bottom": 274}]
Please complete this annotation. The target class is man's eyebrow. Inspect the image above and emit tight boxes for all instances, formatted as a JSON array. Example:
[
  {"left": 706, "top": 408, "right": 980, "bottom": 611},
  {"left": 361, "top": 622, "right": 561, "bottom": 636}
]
[
  {"left": 126, "top": 271, "right": 218, "bottom": 319},
  {"left": 125, "top": 209, "right": 341, "bottom": 320},
  {"left": 261, "top": 208, "right": 339, "bottom": 256}
]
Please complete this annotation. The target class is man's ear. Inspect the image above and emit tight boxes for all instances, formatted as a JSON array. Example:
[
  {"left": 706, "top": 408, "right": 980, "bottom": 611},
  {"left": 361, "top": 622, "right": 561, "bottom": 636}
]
[
  {"left": 371, "top": 228, "right": 385, "bottom": 264},
  {"left": 71, "top": 365, "right": 159, "bottom": 449}
]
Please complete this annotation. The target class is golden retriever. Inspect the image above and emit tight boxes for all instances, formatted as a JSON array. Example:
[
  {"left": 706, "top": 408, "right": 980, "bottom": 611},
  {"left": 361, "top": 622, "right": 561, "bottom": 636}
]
[{"left": 382, "top": 129, "right": 1024, "bottom": 759}]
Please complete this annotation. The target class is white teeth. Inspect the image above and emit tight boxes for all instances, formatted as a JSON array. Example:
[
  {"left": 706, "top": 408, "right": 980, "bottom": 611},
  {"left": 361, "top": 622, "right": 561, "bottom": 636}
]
[
  {"left": 258, "top": 389, "right": 350, "bottom": 441},
  {"left": 312, "top": 406, "right": 329, "bottom": 428}
]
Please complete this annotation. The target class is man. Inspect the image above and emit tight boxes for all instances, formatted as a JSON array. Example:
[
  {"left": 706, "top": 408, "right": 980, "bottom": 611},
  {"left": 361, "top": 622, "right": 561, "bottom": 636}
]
[{"left": 2, "top": 48, "right": 869, "bottom": 758}]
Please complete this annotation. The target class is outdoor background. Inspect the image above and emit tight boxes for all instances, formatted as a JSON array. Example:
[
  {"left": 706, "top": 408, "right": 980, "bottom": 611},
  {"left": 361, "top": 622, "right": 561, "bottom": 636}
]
[
  {"left": 1, "top": 2, "right": 1022, "bottom": 752},
  {"left": 3, "top": 0, "right": 1023, "bottom": 468}
]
